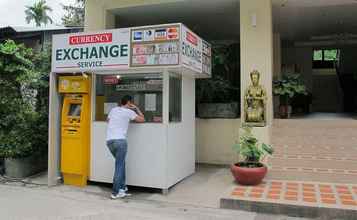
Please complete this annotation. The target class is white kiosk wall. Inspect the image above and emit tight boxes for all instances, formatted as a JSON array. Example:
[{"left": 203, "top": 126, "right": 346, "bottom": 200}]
[
  {"left": 91, "top": 71, "right": 195, "bottom": 190},
  {"left": 49, "top": 23, "right": 211, "bottom": 190}
]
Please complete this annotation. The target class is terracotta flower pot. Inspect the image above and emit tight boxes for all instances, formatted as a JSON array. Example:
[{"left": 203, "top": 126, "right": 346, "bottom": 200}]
[
  {"left": 231, "top": 162, "right": 267, "bottom": 185},
  {"left": 279, "top": 105, "right": 289, "bottom": 118}
]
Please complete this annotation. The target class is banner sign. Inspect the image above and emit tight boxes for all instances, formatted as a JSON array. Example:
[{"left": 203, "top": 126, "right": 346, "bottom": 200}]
[
  {"left": 52, "top": 24, "right": 211, "bottom": 76},
  {"left": 181, "top": 25, "right": 203, "bottom": 73},
  {"left": 52, "top": 28, "right": 130, "bottom": 73}
]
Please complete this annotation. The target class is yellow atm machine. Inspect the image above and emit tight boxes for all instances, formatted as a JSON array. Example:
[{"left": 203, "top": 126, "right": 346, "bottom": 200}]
[{"left": 58, "top": 75, "right": 91, "bottom": 187}]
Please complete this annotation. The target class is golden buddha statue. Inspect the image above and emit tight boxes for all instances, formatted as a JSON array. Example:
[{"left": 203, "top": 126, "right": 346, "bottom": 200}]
[{"left": 244, "top": 70, "right": 266, "bottom": 126}]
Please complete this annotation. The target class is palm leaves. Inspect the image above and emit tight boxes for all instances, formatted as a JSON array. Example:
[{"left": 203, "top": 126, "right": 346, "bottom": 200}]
[
  {"left": 25, "top": 0, "right": 53, "bottom": 27},
  {"left": 62, "top": 0, "right": 85, "bottom": 26}
]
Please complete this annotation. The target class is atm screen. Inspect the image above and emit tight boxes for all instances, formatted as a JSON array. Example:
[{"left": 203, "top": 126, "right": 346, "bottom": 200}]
[{"left": 68, "top": 104, "right": 81, "bottom": 117}]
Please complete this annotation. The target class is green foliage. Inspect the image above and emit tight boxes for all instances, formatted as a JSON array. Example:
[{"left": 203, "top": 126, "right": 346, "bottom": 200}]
[
  {"left": 273, "top": 73, "right": 307, "bottom": 105},
  {"left": 0, "top": 40, "right": 49, "bottom": 159},
  {"left": 31, "top": 46, "right": 51, "bottom": 157},
  {"left": 196, "top": 76, "right": 237, "bottom": 103},
  {"left": 233, "top": 127, "right": 273, "bottom": 163},
  {"left": 196, "top": 44, "right": 239, "bottom": 104},
  {"left": 62, "top": 0, "right": 85, "bottom": 26},
  {"left": 25, "top": 0, "right": 53, "bottom": 27}
]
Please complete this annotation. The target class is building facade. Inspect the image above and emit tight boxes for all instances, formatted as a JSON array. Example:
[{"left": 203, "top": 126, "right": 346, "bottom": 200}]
[{"left": 83, "top": 0, "right": 357, "bottom": 166}]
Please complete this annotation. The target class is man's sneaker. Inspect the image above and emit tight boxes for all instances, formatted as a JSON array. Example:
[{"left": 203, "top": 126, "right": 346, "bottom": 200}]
[
  {"left": 110, "top": 189, "right": 131, "bottom": 199},
  {"left": 110, "top": 192, "right": 125, "bottom": 199}
]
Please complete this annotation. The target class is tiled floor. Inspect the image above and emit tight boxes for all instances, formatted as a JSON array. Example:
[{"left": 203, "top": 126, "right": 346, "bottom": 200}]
[
  {"left": 231, "top": 180, "right": 357, "bottom": 210},
  {"left": 269, "top": 118, "right": 357, "bottom": 183}
]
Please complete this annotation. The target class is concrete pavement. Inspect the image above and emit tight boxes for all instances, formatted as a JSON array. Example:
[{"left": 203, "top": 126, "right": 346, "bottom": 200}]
[{"left": 0, "top": 183, "right": 312, "bottom": 220}]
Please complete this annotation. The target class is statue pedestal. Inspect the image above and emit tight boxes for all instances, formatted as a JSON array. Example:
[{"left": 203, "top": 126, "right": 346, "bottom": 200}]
[{"left": 242, "top": 122, "right": 266, "bottom": 127}]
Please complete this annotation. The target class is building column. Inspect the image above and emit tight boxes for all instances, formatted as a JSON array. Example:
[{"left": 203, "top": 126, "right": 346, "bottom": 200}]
[
  {"left": 84, "top": 0, "right": 116, "bottom": 31},
  {"left": 273, "top": 33, "right": 282, "bottom": 117},
  {"left": 240, "top": 0, "right": 273, "bottom": 144}
]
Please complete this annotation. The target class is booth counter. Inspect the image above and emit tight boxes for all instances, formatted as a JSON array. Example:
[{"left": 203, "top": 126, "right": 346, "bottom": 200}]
[{"left": 48, "top": 23, "right": 211, "bottom": 191}]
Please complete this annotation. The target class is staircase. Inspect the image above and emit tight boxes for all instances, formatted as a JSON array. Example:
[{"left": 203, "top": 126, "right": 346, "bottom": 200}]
[{"left": 268, "top": 117, "right": 357, "bottom": 184}]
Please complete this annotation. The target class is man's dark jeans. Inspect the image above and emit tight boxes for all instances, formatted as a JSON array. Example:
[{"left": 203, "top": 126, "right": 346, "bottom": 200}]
[{"left": 106, "top": 139, "right": 128, "bottom": 195}]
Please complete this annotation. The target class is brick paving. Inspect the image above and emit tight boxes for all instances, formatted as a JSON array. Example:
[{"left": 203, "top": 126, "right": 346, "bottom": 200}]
[{"left": 231, "top": 180, "right": 357, "bottom": 210}]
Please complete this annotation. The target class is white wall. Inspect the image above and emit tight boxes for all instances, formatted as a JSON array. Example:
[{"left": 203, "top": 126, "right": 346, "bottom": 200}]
[
  {"left": 90, "top": 122, "right": 168, "bottom": 188},
  {"left": 167, "top": 75, "right": 195, "bottom": 187},
  {"left": 196, "top": 119, "right": 240, "bottom": 165}
]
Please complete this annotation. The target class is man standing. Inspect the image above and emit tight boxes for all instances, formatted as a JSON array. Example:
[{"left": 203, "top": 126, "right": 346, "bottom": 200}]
[{"left": 106, "top": 95, "right": 145, "bottom": 199}]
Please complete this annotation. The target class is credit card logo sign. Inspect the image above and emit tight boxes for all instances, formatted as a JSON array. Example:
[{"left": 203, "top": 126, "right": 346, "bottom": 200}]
[
  {"left": 167, "top": 27, "right": 179, "bottom": 40},
  {"left": 155, "top": 29, "right": 167, "bottom": 40},
  {"left": 133, "top": 31, "right": 143, "bottom": 42},
  {"left": 144, "top": 29, "right": 154, "bottom": 41},
  {"left": 186, "top": 31, "right": 198, "bottom": 46}
]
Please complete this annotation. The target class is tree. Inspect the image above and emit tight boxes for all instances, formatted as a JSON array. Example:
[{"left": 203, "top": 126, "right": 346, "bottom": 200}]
[
  {"left": 62, "top": 0, "right": 85, "bottom": 27},
  {"left": 0, "top": 40, "right": 49, "bottom": 159},
  {"left": 25, "top": 0, "right": 53, "bottom": 27},
  {"left": 0, "top": 40, "right": 37, "bottom": 158}
]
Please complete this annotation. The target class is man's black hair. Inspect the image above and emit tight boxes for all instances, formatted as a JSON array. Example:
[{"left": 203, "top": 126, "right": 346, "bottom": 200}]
[{"left": 121, "top": 95, "right": 133, "bottom": 105}]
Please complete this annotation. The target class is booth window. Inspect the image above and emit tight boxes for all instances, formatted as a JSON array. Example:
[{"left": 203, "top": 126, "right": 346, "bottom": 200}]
[
  {"left": 95, "top": 73, "right": 163, "bottom": 123},
  {"left": 169, "top": 74, "right": 182, "bottom": 122}
]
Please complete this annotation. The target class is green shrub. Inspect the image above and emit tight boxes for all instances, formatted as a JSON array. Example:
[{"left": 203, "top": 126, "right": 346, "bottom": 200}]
[
  {"left": 273, "top": 73, "right": 307, "bottom": 105},
  {"left": 0, "top": 40, "right": 49, "bottom": 159}
]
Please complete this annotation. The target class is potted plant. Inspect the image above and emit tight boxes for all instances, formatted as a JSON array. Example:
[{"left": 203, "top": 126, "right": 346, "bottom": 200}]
[
  {"left": 273, "top": 73, "right": 307, "bottom": 118},
  {"left": 231, "top": 126, "right": 273, "bottom": 185}
]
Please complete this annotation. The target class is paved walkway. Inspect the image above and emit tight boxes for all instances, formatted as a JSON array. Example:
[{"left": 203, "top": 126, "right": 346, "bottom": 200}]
[{"left": 0, "top": 167, "right": 310, "bottom": 220}]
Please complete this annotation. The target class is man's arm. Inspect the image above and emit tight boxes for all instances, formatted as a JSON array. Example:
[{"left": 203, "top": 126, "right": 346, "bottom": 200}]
[{"left": 130, "top": 105, "right": 145, "bottom": 123}]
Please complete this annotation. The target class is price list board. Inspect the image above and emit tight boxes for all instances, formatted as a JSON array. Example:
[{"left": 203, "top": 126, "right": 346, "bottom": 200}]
[{"left": 202, "top": 40, "right": 212, "bottom": 75}]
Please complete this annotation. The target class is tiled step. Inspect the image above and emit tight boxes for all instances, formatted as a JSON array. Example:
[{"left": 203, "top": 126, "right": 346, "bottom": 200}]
[
  {"left": 271, "top": 151, "right": 356, "bottom": 158},
  {"left": 267, "top": 169, "right": 357, "bottom": 184},
  {"left": 273, "top": 145, "right": 357, "bottom": 151},
  {"left": 269, "top": 157, "right": 357, "bottom": 170},
  {"left": 221, "top": 180, "right": 357, "bottom": 219}
]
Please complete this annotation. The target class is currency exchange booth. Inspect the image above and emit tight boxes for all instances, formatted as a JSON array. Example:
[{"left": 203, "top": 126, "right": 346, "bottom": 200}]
[{"left": 48, "top": 23, "right": 212, "bottom": 192}]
